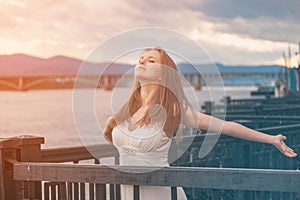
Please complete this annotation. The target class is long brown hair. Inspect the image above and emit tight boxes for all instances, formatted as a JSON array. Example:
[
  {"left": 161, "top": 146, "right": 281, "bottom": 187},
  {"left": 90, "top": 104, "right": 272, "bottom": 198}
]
[{"left": 110, "top": 47, "right": 190, "bottom": 137}]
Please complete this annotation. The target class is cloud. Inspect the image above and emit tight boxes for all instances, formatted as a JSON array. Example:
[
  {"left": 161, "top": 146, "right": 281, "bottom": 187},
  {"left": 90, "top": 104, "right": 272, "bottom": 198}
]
[
  {"left": 182, "top": 0, "right": 300, "bottom": 42},
  {"left": 204, "top": 16, "right": 300, "bottom": 44},
  {"left": 0, "top": 0, "right": 299, "bottom": 65},
  {"left": 185, "top": 0, "right": 300, "bottom": 21}
]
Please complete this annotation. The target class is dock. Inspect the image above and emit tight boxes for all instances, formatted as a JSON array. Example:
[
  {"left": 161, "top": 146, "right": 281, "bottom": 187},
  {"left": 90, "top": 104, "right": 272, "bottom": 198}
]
[{"left": 1, "top": 94, "right": 300, "bottom": 200}]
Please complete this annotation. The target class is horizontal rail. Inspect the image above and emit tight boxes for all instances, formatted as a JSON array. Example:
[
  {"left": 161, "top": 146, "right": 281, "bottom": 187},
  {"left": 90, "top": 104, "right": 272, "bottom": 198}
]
[
  {"left": 224, "top": 97, "right": 300, "bottom": 104},
  {"left": 215, "top": 106, "right": 300, "bottom": 115},
  {"left": 225, "top": 115, "right": 300, "bottom": 121},
  {"left": 41, "top": 143, "right": 118, "bottom": 163},
  {"left": 14, "top": 162, "right": 300, "bottom": 193},
  {"left": 38, "top": 123, "right": 300, "bottom": 165},
  {"left": 178, "top": 123, "right": 300, "bottom": 146},
  {"left": 256, "top": 123, "right": 300, "bottom": 134}
]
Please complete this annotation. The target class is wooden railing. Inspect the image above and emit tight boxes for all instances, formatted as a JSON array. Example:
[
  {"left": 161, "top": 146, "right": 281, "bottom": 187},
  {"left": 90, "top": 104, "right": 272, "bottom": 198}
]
[
  {"left": 223, "top": 115, "right": 300, "bottom": 130},
  {"left": 0, "top": 136, "right": 120, "bottom": 200},
  {"left": 41, "top": 143, "right": 118, "bottom": 163},
  {"left": 172, "top": 124, "right": 300, "bottom": 169},
  {"left": 1, "top": 122, "right": 300, "bottom": 200},
  {"left": 13, "top": 163, "right": 300, "bottom": 200},
  {"left": 203, "top": 94, "right": 300, "bottom": 116}
]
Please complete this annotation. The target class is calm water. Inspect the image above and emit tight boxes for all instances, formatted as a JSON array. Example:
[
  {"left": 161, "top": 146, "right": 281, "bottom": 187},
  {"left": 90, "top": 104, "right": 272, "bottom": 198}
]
[{"left": 0, "top": 86, "right": 258, "bottom": 149}]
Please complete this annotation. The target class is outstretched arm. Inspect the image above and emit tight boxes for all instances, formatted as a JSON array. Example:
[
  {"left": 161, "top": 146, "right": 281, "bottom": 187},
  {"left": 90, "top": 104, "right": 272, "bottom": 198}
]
[{"left": 183, "top": 106, "right": 297, "bottom": 158}]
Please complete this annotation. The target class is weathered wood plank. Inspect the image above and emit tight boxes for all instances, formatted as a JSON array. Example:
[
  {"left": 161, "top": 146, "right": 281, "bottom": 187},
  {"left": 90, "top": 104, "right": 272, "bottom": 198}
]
[
  {"left": 0, "top": 137, "right": 20, "bottom": 200},
  {"left": 14, "top": 163, "right": 300, "bottom": 192},
  {"left": 80, "top": 183, "right": 85, "bottom": 200},
  {"left": 89, "top": 183, "right": 94, "bottom": 200},
  {"left": 41, "top": 144, "right": 118, "bottom": 163},
  {"left": 109, "top": 184, "right": 114, "bottom": 200},
  {"left": 133, "top": 185, "right": 139, "bottom": 200},
  {"left": 171, "top": 187, "right": 177, "bottom": 200},
  {"left": 0, "top": 151, "right": 5, "bottom": 200},
  {"left": 67, "top": 182, "right": 72, "bottom": 199}
]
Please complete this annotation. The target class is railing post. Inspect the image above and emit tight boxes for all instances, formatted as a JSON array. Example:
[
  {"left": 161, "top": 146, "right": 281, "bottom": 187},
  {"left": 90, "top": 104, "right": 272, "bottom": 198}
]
[
  {"left": 203, "top": 101, "right": 214, "bottom": 115},
  {"left": 16, "top": 135, "right": 44, "bottom": 200},
  {"left": 0, "top": 135, "right": 44, "bottom": 200},
  {"left": 0, "top": 137, "right": 19, "bottom": 200}
]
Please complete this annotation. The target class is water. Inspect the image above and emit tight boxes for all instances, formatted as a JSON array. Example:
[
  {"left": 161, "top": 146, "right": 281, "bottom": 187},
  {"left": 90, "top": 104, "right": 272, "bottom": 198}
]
[
  {"left": 0, "top": 86, "right": 258, "bottom": 149},
  {"left": 213, "top": 76, "right": 274, "bottom": 86}
]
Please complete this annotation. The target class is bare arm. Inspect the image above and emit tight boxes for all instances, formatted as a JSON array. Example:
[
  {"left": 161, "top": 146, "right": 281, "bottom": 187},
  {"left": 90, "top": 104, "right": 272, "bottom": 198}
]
[
  {"left": 102, "top": 116, "right": 115, "bottom": 144},
  {"left": 183, "top": 106, "right": 297, "bottom": 158}
]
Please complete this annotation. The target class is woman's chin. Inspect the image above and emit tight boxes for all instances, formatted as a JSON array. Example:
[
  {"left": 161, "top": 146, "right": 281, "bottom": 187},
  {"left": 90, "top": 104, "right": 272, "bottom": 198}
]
[{"left": 134, "top": 73, "right": 143, "bottom": 81}]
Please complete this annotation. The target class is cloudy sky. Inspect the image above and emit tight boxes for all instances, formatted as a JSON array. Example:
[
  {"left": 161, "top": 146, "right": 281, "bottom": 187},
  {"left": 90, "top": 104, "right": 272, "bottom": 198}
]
[{"left": 1, "top": 0, "right": 300, "bottom": 66}]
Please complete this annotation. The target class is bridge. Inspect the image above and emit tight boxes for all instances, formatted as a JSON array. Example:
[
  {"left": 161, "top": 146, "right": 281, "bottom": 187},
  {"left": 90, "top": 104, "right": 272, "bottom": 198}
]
[
  {"left": 0, "top": 71, "right": 278, "bottom": 91},
  {"left": 0, "top": 75, "right": 121, "bottom": 91},
  {"left": 183, "top": 71, "right": 278, "bottom": 89}
]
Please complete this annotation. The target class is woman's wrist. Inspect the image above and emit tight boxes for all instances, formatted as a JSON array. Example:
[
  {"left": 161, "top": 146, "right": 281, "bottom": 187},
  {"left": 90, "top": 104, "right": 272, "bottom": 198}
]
[{"left": 267, "top": 135, "right": 276, "bottom": 145}]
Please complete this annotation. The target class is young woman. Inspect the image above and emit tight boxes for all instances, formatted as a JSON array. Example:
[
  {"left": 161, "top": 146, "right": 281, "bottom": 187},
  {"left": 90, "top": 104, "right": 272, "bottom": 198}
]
[{"left": 103, "top": 47, "right": 297, "bottom": 200}]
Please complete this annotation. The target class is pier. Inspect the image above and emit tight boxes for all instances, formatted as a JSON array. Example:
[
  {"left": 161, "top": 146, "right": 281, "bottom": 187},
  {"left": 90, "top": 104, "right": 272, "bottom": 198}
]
[{"left": 1, "top": 94, "right": 300, "bottom": 200}]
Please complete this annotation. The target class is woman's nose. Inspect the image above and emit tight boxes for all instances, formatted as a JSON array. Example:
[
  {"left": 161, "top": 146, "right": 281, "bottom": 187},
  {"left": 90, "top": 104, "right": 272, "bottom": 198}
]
[{"left": 139, "top": 58, "right": 146, "bottom": 65}]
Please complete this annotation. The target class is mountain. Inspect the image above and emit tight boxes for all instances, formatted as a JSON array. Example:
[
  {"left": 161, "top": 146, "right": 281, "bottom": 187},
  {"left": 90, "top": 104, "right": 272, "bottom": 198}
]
[
  {"left": 0, "top": 54, "right": 284, "bottom": 77},
  {"left": 0, "top": 54, "right": 133, "bottom": 76},
  {"left": 0, "top": 54, "right": 81, "bottom": 76}
]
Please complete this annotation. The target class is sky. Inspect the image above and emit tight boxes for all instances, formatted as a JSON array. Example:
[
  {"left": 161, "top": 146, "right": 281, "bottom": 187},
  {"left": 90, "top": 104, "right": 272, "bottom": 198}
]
[{"left": 1, "top": 0, "right": 300, "bottom": 66}]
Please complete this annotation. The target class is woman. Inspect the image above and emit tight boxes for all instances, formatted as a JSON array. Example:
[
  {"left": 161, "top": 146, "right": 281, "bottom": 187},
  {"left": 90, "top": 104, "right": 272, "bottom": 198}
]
[{"left": 103, "top": 47, "right": 297, "bottom": 200}]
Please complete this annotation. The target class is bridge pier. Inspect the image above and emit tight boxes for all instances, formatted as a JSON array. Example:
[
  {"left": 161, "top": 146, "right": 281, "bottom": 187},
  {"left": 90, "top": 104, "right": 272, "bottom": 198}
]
[
  {"left": 103, "top": 75, "right": 114, "bottom": 90},
  {"left": 18, "top": 77, "right": 23, "bottom": 91},
  {"left": 193, "top": 74, "right": 202, "bottom": 90},
  {"left": 182, "top": 73, "right": 202, "bottom": 90}
]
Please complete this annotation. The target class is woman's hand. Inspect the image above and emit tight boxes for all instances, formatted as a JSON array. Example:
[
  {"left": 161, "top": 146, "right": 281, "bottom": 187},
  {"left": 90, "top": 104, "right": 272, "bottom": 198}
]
[{"left": 271, "top": 134, "right": 297, "bottom": 157}]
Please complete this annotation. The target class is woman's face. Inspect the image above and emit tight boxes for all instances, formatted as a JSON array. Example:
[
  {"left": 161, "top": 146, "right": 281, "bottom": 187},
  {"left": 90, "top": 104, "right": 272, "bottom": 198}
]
[{"left": 135, "top": 50, "right": 162, "bottom": 83}]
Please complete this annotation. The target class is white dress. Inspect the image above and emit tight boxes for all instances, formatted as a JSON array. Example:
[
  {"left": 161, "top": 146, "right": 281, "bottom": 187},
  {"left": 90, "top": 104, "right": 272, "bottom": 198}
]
[{"left": 112, "top": 120, "right": 187, "bottom": 200}]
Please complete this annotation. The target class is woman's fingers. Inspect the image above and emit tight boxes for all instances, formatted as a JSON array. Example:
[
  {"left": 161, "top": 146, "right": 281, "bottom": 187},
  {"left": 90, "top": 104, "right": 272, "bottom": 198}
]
[{"left": 279, "top": 141, "right": 297, "bottom": 157}]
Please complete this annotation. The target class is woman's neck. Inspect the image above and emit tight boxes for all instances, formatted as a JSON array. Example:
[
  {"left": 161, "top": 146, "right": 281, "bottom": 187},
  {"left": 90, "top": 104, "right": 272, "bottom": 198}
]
[{"left": 140, "top": 84, "right": 160, "bottom": 107}]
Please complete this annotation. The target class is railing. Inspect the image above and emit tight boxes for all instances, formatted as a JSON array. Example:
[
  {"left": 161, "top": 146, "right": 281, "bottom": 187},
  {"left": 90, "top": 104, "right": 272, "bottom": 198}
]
[
  {"left": 1, "top": 122, "right": 300, "bottom": 200},
  {"left": 13, "top": 163, "right": 300, "bottom": 200},
  {"left": 173, "top": 124, "right": 300, "bottom": 169},
  {"left": 173, "top": 124, "right": 300, "bottom": 199},
  {"left": 0, "top": 136, "right": 120, "bottom": 200},
  {"left": 225, "top": 115, "right": 300, "bottom": 129},
  {"left": 203, "top": 94, "right": 300, "bottom": 116},
  {"left": 41, "top": 143, "right": 118, "bottom": 163}
]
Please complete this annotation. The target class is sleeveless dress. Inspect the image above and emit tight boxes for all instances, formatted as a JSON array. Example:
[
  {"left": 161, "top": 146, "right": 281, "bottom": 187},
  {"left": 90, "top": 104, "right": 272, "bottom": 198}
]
[{"left": 112, "top": 120, "right": 187, "bottom": 200}]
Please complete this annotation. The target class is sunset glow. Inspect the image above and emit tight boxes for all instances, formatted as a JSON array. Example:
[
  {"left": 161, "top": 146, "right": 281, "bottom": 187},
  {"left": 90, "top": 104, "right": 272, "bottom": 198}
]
[{"left": 1, "top": 0, "right": 299, "bottom": 65}]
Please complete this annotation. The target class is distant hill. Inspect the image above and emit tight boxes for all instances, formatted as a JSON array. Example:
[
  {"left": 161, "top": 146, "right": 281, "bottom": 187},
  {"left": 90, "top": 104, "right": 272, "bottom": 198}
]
[
  {"left": 0, "top": 54, "right": 132, "bottom": 76},
  {"left": 0, "top": 54, "right": 284, "bottom": 77}
]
